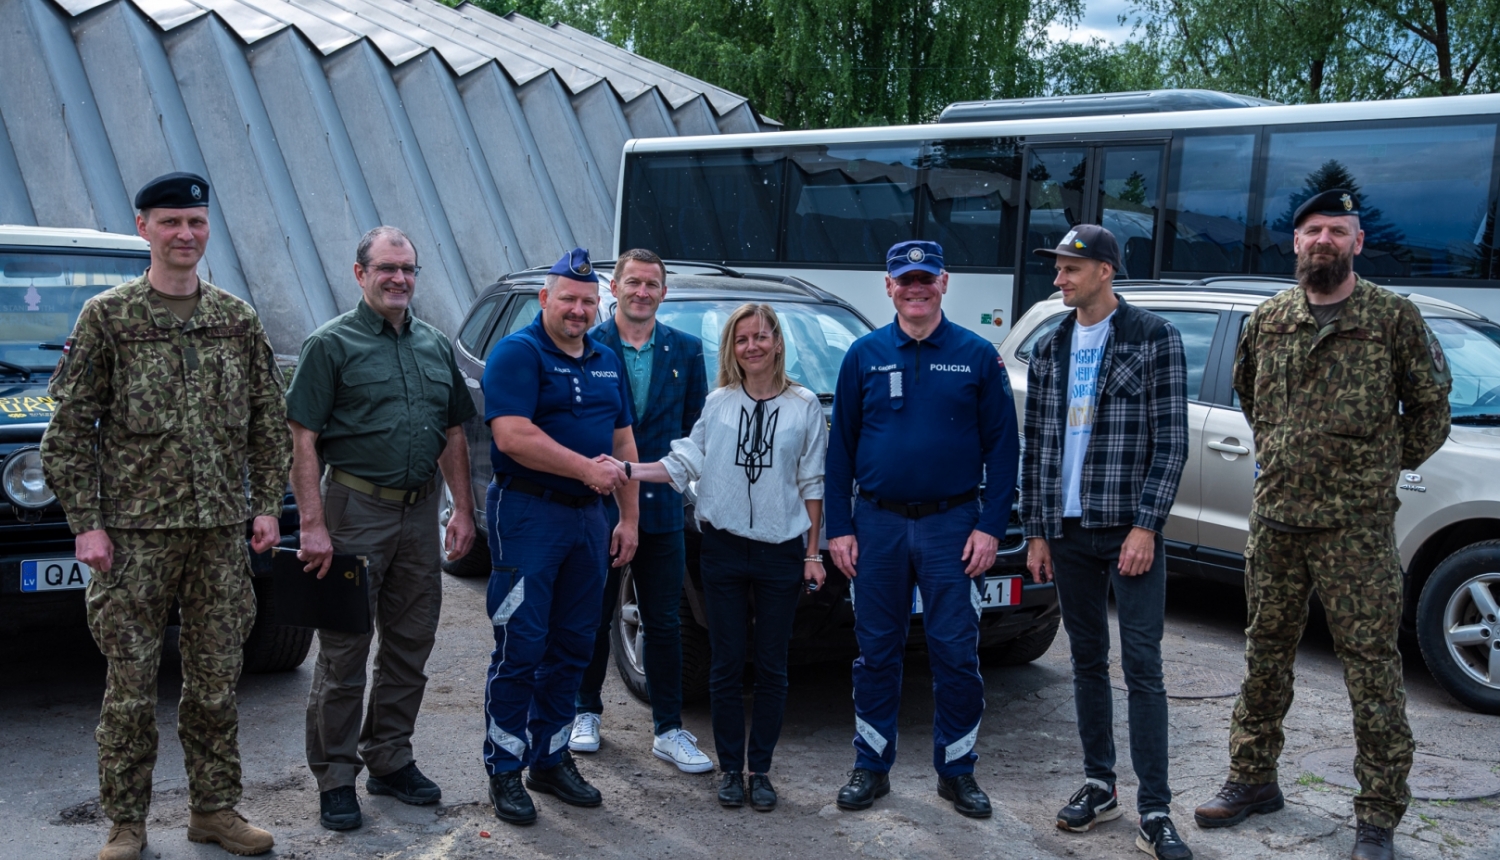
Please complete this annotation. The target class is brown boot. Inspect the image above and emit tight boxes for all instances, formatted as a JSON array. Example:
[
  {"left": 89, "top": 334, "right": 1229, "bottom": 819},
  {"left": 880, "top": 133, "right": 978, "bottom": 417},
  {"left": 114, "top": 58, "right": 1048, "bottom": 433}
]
[
  {"left": 1193, "top": 780, "right": 1284, "bottom": 828},
  {"left": 1350, "top": 821, "right": 1395, "bottom": 860},
  {"left": 186, "top": 808, "right": 275, "bottom": 856},
  {"left": 98, "top": 821, "right": 146, "bottom": 860}
]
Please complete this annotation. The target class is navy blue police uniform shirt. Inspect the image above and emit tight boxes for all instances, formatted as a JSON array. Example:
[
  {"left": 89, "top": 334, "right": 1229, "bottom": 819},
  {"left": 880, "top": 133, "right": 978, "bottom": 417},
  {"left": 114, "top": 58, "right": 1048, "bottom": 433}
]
[
  {"left": 483, "top": 314, "right": 634, "bottom": 498},
  {"left": 825, "top": 312, "right": 1019, "bottom": 540}
]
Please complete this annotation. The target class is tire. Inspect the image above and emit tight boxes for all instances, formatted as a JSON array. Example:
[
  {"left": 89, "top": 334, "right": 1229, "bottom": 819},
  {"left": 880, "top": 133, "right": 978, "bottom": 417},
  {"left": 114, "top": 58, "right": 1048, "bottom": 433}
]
[
  {"left": 242, "top": 577, "right": 313, "bottom": 674},
  {"left": 440, "top": 486, "right": 490, "bottom": 578},
  {"left": 980, "top": 618, "right": 1061, "bottom": 667},
  {"left": 1415, "top": 539, "right": 1500, "bottom": 715},
  {"left": 611, "top": 566, "right": 712, "bottom": 706}
]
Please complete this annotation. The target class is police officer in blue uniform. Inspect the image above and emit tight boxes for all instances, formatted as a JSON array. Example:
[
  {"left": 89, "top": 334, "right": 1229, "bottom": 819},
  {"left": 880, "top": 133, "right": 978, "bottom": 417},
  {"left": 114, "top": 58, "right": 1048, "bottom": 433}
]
[
  {"left": 826, "top": 240, "right": 1020, "bottom": 819},
  {"left": 480, "top": 249, "right": 640, "bottom": 826}
]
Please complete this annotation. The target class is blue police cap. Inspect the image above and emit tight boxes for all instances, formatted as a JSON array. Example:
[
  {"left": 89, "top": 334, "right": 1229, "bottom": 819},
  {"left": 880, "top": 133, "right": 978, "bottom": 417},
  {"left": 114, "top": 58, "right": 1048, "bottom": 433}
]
[
  {"left": 887, "top": 240, "right": 944, "bottom": 277},
  {"left": 548, "top": 248, "right": 598, "bottom": 283},
  {"left": 1293, "top": 188, "right": 1360, "bottom": 228},
  {"left": 134, "top": 172, "right": 210, "bottom": 210}
]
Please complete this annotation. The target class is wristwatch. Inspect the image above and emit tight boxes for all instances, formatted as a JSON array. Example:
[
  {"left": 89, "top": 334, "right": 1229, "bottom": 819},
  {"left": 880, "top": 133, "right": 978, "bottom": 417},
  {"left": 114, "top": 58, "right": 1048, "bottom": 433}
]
[{"left": 624, "top": 461, "right": 632, "bottom": 479}]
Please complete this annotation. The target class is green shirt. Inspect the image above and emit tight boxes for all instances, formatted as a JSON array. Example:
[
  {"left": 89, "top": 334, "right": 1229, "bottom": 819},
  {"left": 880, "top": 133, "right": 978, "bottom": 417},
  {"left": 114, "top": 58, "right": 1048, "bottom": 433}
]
[
  {"left": 621, "top": 326, "right": 654, "bottom": 420},
  {"left": 286, "top": 301, "right": 477, "bottom": 490}
]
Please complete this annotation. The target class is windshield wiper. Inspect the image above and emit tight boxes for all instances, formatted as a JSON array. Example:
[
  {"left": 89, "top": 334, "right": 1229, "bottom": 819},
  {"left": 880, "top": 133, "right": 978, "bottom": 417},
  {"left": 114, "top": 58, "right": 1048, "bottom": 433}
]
[
  {"left": 1452, "top": 414, "right": 1500, "bottom": 425},
  {"left": 0, "top": 359, "right": 32, "bottom": 381},
  {"left": 817, "top": 392, "right": 834, "bottom": 405},
  {"left": 38, "top": 342, "right": 65, "bottom": 350}
]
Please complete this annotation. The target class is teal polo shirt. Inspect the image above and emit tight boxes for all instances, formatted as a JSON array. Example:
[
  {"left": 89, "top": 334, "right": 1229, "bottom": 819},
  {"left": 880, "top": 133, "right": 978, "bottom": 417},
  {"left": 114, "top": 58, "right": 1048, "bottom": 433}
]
[
  {"left": 285, "top": 301, "right": 476, "bottom": 490},
  {"left": 621, "top": 326, "right": 654, "bottom": 420}
]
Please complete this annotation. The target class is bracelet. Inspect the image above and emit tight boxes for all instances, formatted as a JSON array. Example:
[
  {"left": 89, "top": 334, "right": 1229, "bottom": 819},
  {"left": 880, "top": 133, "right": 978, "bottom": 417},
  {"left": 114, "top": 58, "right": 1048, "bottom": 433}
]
[
  {"left": 624, "top": 461, "right": 632, "bottom": 479},
  {"left": 804, "top": 554, "right": 823, "bottom": 563}
]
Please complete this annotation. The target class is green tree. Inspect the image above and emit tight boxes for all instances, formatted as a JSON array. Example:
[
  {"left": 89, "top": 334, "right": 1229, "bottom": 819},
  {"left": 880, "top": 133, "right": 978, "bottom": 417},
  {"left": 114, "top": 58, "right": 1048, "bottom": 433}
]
[{"left": 594, "top": 0, "right": 1082, "bottom": 128}]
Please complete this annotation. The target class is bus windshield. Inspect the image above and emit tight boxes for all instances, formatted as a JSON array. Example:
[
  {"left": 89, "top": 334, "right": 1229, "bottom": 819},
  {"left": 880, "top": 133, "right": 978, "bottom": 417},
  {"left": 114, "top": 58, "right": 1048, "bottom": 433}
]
[{"left": 0, "top": 251, "right": 147, "bottom": 373}]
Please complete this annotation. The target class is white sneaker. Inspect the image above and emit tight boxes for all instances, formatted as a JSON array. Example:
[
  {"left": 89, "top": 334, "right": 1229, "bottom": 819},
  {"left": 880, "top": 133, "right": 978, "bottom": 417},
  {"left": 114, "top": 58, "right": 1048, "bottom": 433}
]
[
  {"left": 652, "top": 728, "right": 714, "bottom": 773},
  {"left": 569, "top": 712, "right": 602, "bottom": 753}
]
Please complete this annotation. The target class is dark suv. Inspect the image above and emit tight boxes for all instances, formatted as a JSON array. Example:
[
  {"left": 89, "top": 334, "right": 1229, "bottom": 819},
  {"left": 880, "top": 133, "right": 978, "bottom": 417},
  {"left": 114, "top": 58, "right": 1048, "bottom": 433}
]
[
  {"left": 0, "top": 225, "right": 309, "bottom": 672},
  {"left": 445, "top": 262, "right": 1060, "bottom": 703}
]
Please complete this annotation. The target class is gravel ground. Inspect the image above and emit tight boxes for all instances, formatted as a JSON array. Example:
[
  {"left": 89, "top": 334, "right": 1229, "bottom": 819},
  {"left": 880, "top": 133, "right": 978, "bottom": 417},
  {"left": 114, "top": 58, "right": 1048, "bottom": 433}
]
[{"left": 2, "top": 570, "right": 1496, "bottom": 860}]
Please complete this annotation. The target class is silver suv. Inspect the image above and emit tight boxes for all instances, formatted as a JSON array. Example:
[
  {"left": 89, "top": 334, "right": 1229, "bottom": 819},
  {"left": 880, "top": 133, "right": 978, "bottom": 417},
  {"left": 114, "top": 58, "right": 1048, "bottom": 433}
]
[{"left": 1001, "top": 278, "right": 1500, "bottom": 715}]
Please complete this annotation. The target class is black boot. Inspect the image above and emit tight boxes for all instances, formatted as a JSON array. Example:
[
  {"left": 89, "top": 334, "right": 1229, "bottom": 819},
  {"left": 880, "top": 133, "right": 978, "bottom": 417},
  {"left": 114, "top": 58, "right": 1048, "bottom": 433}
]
[
  {"left": 836, "top": 769, "right": 891, "bottom": 811},
  {"left": 319, "top": 786, "right": 362, "bottom": 831},
  {"left": 367, "top": 761, "right": 442, "bottom": 805},
  {"left": 718, "top": 771, "right": 745, "bottom": 808},
  {"left": 937, "top": 773, "right": 992, "bottom": 818},
  {"left": 488, "top": 772, "right": 536, "bottom": 826},
  {"left": 525, "top": 750, "right": 603, "bottom": 807}
]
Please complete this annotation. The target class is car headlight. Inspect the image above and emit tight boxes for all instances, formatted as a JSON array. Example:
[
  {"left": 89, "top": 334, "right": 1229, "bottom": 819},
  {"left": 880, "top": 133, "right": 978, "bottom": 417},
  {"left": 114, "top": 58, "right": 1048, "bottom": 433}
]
[{"left": 3, "top": 447, "right": 55, "bottom": 509}]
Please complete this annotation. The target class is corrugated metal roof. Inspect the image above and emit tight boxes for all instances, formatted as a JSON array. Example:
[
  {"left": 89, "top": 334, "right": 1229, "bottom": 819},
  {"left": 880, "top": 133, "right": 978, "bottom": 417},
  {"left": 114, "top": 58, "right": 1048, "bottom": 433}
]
[{"left": 0, "top": 0, "right": 777, "bottom": 352}]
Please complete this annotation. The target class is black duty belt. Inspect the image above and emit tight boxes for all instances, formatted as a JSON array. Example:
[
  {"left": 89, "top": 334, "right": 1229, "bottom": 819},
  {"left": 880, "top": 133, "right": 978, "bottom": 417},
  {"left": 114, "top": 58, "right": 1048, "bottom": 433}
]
[
  {"left": 859, "top": 488, "right": 980, "bottom": 520},
  {"left": 499, "top": 475, "right": 599, "bottom": 509}
]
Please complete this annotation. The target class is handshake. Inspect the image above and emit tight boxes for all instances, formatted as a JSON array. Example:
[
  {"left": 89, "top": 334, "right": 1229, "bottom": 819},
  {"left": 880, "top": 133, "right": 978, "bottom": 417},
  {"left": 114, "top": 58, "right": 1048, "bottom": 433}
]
[{"left": 585, "top": 453, "right": 633, "bottom": 495}]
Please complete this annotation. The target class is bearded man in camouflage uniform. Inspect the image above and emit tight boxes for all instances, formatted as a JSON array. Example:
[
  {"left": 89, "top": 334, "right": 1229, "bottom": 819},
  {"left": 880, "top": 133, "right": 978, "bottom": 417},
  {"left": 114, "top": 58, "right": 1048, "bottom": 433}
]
[
  {"left": 41, "top": 173, "right": 291, "bottom": 860},
  {"left": 1193, "top": 189, "right": 1451, "bottom": 860}
]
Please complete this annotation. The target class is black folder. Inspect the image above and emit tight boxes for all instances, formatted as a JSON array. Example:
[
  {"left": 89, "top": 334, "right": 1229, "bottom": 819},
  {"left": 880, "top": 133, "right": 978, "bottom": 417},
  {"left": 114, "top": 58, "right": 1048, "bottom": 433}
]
[{"left": 269, "top": 547, "right": 372, "bottom": 634}]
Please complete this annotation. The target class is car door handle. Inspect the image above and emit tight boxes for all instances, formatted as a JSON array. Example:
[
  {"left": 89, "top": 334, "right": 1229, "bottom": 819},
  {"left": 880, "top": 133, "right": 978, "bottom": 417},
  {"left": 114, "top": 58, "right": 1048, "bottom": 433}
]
[{"left": 1207, "top": 440, "right": 1250, "bottom": 455}]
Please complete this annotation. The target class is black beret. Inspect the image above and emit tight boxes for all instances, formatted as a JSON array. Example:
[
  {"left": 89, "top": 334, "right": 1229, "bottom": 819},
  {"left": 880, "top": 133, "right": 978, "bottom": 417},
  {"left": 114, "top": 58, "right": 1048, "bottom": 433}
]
[
  {"left": 1293, "top": 188, "right": 1359, "bottom": 228},
  {"left": 134, "top": 172, "right": 210, "bottom": 210}
]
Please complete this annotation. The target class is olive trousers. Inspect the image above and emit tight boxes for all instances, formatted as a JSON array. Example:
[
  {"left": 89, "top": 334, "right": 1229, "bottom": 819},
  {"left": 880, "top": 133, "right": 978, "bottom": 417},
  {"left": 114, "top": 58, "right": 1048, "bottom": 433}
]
[{"left": 304, "top": 480, "right": 442, "bottom": 791}]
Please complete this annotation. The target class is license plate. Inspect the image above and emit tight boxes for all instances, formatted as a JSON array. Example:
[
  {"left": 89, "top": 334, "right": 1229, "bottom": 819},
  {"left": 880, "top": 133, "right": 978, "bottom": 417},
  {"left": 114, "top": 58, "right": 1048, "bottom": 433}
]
[
  {"left": 20, "top": 558, "right": 93, "bottom": 592},
  {"left": 911, "top": 576, "right": 1021, "bottom": 615}
]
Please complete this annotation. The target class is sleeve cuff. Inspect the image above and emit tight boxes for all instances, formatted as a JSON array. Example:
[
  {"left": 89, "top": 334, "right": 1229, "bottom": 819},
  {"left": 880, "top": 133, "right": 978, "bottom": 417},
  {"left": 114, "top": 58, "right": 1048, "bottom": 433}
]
[{"left": 67, "top": 511, "right": 105, "bottom": 535}]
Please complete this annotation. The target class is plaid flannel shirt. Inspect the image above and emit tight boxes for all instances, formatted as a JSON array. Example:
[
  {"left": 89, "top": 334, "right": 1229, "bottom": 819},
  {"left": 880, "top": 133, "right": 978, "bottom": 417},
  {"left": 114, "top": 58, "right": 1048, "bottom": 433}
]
[{"left": 1021, "top": 295, "right": 1189, "bottom": 540}]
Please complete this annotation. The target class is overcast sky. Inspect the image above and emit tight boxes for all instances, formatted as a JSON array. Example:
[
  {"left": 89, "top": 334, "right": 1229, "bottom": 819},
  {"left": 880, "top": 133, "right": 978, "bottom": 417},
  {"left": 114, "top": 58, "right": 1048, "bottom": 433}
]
[{"left": 1048, "top": 0, "right": 1138, "bottom": 45}]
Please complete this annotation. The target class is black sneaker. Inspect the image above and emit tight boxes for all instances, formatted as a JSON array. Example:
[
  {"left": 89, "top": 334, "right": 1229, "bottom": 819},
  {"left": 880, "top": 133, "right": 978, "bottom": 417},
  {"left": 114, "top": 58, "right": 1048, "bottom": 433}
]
[
  {"left": 1136, "top": 815, "right": 1193, "bottom": 860},
  {"left": 319, "top": 785, "right": 362, "bottom": 831},
  {"left": 718, "top": 771, "right": 745, "bottom": 808},
  {"left": 936, "top": 773, "right": 992, "bottom": 819},
  {"left": 836, "top": 769, "right": 891, "bottom": 811},
  {"left": 488, "top": 771, "right": 536, "bottom": 826},
  {"left": 525, "top": 750, "right": 603, "bottom": 807},
  {"left": 367, "top": 761, "right": 442, "bottom": 805},
  {"left": 749, "top": 774, "right": 777, "bottom": 812},
  {"left": 1057, "top": 781, "right": 1122, "bottom": 832}
]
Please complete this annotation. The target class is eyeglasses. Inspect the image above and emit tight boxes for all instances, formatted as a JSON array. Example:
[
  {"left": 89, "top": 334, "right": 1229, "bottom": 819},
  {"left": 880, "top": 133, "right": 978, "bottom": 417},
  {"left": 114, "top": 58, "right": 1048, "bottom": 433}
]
[{"left": 371, "top": 263, "right": 420, "bottom": 278}]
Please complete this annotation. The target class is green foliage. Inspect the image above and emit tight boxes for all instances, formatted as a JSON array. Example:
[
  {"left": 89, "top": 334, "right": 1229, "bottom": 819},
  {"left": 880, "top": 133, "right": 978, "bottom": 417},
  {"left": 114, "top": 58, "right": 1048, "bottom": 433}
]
[
  {"left": 445, "top": 0, "right": 1500, "bottom": 127},
  {"left": 592, "top": 0, "right": 1084, "bottom": 128}
]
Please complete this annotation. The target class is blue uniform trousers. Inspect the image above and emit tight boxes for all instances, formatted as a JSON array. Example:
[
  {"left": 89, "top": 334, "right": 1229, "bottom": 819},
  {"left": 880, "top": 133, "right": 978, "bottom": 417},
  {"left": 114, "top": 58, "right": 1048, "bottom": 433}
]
[
  {"left": 482, "top": 480, "right": 608, "bottom": 774},
  {"left": 850, "top": 497, "right": 985, "bottom": 778}
]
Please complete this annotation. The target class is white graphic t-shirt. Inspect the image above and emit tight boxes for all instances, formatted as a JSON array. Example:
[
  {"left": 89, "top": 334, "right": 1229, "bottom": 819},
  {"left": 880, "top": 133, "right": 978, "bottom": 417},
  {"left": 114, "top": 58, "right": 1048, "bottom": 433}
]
[{"left": 1061, "top": 312, "right": 1114, "bottom": 517}]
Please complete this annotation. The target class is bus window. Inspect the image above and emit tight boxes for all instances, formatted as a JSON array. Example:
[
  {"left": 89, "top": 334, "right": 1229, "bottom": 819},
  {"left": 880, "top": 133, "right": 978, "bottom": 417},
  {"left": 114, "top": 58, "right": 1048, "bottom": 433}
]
[
  {"left": 1019, "top": 147, "right": 1088, "bottom": 313},
  {"left": 1257, "top": 122, "right": 1496, "bottom": 278},
  {"left": 1164, "top": 133, "right": 1255, "bottom": 274},
  {"left": 621, "top": 149, "right": 783, "bottom": 262},
  {"left": 1098, "top": 145, "right": 1164, "bottom": 279},
  {"left": 919, "top": 139, "right": 1022, "bottom": 268},
  {"left": 783, "top": 144, "right": 920, "bottom": 265}
]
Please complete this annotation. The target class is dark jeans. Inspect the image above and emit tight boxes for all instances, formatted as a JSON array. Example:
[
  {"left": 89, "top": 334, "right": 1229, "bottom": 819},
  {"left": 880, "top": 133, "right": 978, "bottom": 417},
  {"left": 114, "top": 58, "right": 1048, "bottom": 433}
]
[
  {"left": 1049, "top": 518, "right": 1171, "bottom": 815},
  {"left": 576, "top": 523, "right": 686, "bottom": 736},
  {"left": 699, "top": 524, "right": 804, "bottom": 774}
]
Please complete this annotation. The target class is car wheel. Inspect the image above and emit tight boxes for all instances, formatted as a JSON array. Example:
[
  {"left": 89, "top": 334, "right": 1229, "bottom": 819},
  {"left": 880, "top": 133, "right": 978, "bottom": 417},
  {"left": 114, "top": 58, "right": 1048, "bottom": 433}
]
[
  {"left": 1416, "top": 539, "right": 1500, "bottom": 715},
  {"left": 610, "top": 566, "right": 711, "bottom": 706},
  {"left": 979, "top": 618, "right": 1061, "bottom": 667},
  {"left": 242, "top": 576, "right": 313, "bottom": 674},
  {"left": 439, "top": 483, "right": 490, "bottom": 578}
]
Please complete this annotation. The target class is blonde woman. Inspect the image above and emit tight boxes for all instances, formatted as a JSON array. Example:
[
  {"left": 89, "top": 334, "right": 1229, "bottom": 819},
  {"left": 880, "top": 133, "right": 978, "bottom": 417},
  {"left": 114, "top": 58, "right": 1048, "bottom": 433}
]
[{"left": 606, "top": 303, "right": 827, "bottom": 812}]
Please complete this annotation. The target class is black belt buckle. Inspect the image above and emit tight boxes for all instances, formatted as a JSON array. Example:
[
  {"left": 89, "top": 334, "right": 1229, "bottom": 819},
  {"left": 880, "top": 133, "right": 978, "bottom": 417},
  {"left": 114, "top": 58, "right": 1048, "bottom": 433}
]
[{"left": 905, "top": 502, "right": 926, "bottom": 519}]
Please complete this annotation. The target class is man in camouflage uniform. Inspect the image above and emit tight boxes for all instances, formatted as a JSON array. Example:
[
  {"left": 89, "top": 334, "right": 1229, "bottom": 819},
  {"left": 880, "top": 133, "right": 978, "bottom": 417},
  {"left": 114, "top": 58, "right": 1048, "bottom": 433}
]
[
  {"left": 41, "top": 173, "right": 290, "bottom": 860},
  {"left": 1193, "top": 189, "right": 1451, "bottom": 860}
]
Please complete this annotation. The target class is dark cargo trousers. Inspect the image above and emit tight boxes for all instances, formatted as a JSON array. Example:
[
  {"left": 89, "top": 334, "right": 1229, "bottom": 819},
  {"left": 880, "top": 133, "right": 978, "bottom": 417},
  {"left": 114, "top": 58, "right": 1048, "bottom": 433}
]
[
  {"left": 86, "top": 525, "right": 256, "bottom": 823},
  {"left": 305, "top": 480, "right": 442, "bottom": 791},
  {"left": 1229, "top": 518, "right": 1413, "bottom": 828}
]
